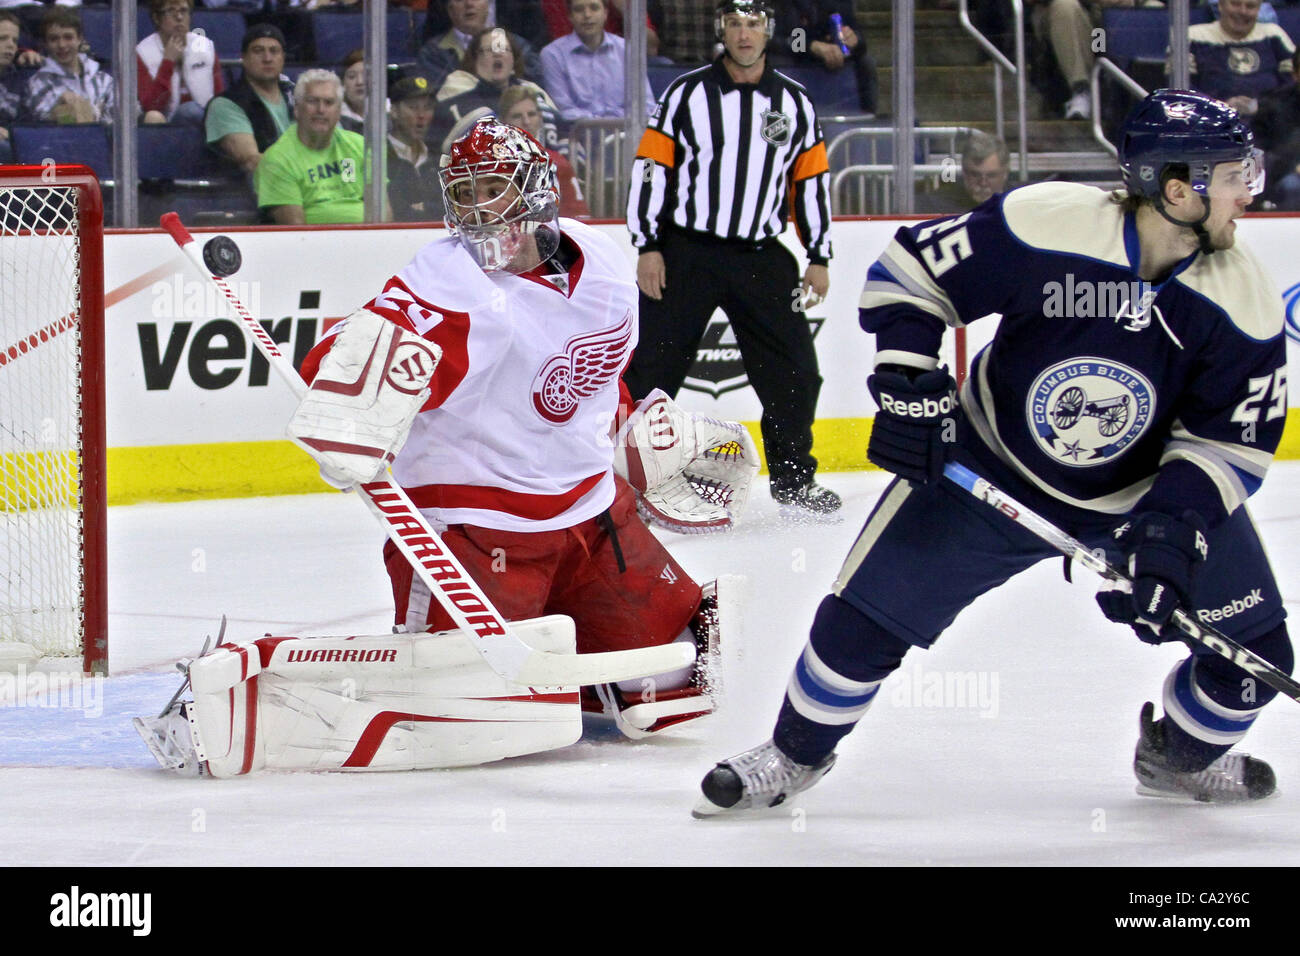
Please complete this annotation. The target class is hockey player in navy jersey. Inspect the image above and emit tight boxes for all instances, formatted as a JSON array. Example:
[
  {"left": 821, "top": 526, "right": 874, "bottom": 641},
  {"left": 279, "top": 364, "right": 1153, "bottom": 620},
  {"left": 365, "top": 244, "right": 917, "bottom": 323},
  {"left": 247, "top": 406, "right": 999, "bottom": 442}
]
[{"left": 694, "top": 89, "right": 1292, "bottom": 815}]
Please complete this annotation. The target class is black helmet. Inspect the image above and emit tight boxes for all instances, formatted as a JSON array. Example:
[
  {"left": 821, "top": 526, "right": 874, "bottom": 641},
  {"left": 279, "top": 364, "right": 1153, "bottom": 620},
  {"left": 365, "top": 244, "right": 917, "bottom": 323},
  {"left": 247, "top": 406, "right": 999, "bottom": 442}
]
[{"left": 714, "top": 0, "right": 775, "bottom": 40}]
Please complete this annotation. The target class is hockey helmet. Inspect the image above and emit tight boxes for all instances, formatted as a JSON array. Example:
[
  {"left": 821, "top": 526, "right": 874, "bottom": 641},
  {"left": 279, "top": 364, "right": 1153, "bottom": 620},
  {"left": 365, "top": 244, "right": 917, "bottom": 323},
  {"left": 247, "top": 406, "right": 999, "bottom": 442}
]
[
  {"left": 714, "top": 0, "right": 775, "bottom": 40},
  {"left": 439, "top": 118, "right": 561, "bottom": 274},
  {"left": 1119, "top": 89, "right": 1263, "bottom": 201}
]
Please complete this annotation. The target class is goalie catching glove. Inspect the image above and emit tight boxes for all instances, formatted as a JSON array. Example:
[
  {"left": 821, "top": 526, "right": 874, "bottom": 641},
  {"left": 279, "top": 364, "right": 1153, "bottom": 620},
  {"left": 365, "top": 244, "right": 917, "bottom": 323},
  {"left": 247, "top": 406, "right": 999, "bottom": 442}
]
[
  {"left": 288, "top": 309, "right": 441, "bottom": 489},
  {"left": 613, "top": 389, "right": 759, "bottom": 534}
]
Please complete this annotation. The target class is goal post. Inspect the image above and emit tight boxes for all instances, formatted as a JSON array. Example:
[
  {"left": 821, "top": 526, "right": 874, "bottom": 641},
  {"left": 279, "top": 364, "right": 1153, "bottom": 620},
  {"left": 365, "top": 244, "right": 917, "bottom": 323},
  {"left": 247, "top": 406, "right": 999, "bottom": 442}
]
[{"left": 0, "top": 165, "right": 107, "bottom": 673}]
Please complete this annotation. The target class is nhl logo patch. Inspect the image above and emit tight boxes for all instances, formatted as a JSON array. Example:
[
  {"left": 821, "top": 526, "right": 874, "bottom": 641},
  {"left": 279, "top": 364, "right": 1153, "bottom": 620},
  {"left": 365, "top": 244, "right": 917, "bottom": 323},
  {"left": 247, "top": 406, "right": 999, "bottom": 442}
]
[
  {"left": 1025, "top": 357, "right": 1155, "bottom": 466},
  {"left": 760, "top": 110, "right": 792, "bottom": 146}
]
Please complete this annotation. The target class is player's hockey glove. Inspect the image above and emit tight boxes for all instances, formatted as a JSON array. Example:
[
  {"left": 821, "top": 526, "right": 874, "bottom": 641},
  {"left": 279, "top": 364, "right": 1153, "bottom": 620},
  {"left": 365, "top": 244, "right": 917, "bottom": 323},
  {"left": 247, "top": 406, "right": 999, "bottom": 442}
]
[
  {"left": 866, "top": 365, "right": 959, "bottom": 485},
  {"left": 1095, "top": 510, "right": 1209, "bottom": 644}
]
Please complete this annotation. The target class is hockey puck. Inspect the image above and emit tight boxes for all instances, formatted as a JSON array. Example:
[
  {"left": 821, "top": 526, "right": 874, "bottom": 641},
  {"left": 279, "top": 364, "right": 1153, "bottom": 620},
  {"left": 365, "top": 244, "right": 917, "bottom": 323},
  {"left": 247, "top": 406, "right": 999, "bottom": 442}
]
[{"left": 203, "top": 235, "right": 242, "bottom": 278}]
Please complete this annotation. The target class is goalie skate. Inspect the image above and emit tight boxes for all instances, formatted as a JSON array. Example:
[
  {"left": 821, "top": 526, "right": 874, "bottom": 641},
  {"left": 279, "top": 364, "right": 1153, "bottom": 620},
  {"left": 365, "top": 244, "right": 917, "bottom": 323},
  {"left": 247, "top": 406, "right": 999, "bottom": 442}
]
[
  {"left": 1133, "top": 702, "right": 1276, "bottom": 803},
  {"left": 133, "top": 702, "right": 205, "bottom": 778},
  {"left": 585, "top": 578, "right": 729, "bottom": 738},
  {"left": 693, "top": 740, "right": 835, "bottom": 818}
]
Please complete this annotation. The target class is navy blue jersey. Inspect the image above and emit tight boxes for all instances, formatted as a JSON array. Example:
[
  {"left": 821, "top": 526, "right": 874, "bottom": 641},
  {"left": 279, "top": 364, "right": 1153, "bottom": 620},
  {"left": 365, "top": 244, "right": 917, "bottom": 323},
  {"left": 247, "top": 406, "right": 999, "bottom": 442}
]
[
  {"left": 1186, "top": 21, "right": 1296, "bottom": 106},
  {"left": 860, "top": 182, "right": 1288, "bottom": 527}
]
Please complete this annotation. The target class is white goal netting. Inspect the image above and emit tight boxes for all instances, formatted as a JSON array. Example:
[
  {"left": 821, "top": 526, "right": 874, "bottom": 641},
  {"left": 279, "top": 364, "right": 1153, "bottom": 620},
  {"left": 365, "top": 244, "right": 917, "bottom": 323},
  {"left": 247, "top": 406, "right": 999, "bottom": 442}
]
[{"left": 0, "top": 182, "right": 92, "bottom": 662}]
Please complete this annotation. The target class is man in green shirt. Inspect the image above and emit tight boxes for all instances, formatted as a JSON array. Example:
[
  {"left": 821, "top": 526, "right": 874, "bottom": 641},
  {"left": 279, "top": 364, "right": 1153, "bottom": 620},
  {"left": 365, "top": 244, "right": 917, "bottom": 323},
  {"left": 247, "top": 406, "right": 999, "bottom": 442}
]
[{"left": 256, "top": 68, "right": 384, "bottom": 225}]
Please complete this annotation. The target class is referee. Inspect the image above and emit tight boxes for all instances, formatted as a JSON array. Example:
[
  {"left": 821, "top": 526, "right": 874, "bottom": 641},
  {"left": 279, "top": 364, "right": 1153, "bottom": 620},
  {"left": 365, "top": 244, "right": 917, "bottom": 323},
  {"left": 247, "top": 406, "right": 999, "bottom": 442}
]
[{"left": 625, "top": 0, "right": 840, "bottom": 517}]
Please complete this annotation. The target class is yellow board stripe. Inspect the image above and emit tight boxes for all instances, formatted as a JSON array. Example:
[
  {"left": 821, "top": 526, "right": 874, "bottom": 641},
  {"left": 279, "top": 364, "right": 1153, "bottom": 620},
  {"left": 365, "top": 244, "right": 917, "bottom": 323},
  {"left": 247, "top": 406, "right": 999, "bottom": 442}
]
[
  {"left": 102, "top": 410, "right": 1300, "bottom": 504},
  {"left": 107, "top": 441, "right": 327, "bottom": 505}
]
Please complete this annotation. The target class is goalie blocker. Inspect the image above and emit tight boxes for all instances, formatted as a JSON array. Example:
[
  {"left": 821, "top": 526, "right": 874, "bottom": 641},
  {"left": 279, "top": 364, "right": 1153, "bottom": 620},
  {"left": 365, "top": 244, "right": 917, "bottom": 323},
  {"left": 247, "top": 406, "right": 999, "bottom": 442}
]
[{"left": 287, "top": 308, "right": 441, "bottom": 489}]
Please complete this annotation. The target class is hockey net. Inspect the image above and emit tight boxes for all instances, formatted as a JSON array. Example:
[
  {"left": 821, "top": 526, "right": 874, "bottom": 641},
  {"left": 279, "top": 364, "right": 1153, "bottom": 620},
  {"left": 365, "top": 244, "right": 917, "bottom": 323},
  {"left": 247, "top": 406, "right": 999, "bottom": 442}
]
[{"left": 0, "top": 167, "right": 107, "bottom": 672}]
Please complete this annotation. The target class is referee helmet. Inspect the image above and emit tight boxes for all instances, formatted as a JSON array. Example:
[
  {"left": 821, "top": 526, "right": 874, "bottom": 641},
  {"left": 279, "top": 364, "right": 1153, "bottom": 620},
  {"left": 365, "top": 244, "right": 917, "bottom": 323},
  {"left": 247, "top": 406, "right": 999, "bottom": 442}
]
[{"left": 714, "top": 0, "right": 775, "bottom": 40}]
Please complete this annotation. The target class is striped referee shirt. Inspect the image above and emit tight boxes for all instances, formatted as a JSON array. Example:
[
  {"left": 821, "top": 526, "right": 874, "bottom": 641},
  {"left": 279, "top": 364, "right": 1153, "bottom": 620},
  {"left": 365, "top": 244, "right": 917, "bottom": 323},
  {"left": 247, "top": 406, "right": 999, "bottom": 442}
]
[{"left": 627, "top": 58, "right": 833, "bottom": 264}]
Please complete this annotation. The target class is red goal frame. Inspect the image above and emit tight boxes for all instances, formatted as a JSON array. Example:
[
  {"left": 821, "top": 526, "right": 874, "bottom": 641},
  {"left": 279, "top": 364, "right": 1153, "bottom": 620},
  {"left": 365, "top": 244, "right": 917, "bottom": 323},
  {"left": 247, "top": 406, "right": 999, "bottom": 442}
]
[{"left": 0, "top": 165, "right": 107, "bottom": 672}]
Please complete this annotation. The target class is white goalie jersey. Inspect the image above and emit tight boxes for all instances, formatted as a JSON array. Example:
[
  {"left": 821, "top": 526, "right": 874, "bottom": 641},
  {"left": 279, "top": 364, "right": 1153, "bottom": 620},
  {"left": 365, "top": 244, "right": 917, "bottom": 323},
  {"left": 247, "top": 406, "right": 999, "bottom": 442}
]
[{"left": 308, "top": 219, "right": 639, "bottom": 534}]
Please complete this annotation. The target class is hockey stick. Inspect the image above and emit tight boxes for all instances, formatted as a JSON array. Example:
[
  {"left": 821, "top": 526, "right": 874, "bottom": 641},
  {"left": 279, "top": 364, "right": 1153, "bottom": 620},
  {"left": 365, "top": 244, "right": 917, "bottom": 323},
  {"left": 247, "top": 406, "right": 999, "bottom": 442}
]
[
  {"left": 160, "top": 213, "right": 694, "bottom": 688},
  {"left": 943, "top": 461, "right": 1300, "bottom": 705}
]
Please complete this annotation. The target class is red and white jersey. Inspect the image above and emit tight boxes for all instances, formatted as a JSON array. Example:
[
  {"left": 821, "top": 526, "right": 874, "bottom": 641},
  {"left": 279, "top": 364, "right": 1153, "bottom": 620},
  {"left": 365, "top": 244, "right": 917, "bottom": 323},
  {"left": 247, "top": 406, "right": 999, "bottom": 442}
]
[{"left": 360, "top": 219, "right": 638, "bottom": 533}]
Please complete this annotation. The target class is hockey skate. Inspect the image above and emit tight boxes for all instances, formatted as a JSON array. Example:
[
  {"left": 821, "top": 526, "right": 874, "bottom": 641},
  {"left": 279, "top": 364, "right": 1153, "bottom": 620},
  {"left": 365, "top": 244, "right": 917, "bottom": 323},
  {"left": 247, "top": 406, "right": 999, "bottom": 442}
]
[
  {"left": 693, "top": 740, "right": 836, "bottom": 818},
  {"left": 771, "top": 479, "right": 843, "bottom": 521},
  {"left": 133, "top": 701, "right": 206, "bottom": 777},
  {"left": 585, "top": 581, "right": 723, "bottom": 738},
  {"left": 1133, "top": 702, "right": 1276, "bottom": 803}
]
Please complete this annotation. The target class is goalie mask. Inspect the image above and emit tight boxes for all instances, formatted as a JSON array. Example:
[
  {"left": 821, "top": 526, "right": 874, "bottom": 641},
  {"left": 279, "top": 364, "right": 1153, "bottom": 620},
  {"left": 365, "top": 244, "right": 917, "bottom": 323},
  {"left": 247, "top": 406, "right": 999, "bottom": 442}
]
[{"left": 440, "top": 119, "right": 561, "bottom": 274}]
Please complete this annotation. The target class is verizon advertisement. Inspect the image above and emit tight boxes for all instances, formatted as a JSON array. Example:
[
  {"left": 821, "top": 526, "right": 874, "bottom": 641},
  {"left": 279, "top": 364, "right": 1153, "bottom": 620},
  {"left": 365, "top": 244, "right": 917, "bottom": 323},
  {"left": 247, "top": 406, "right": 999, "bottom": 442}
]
[{"left": 104, "top": 217, "right": 1300, "bottom": 451}]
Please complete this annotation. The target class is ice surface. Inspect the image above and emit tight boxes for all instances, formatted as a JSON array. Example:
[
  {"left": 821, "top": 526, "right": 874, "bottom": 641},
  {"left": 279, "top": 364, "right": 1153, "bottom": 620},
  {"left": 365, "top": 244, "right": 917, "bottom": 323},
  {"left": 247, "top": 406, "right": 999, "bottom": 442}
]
[{"left": 1, "top": 467, "right": 1297, "bottom": 867}]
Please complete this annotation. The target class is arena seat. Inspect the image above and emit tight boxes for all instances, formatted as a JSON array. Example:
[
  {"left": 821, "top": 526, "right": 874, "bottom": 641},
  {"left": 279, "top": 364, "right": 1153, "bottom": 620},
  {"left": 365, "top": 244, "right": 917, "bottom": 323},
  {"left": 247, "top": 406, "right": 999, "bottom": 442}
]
[
  {"left": 309, "top": 10, "right": 418, "bottom": 65},
  {"left": 137, "top": 124, "right": 226, "bottom": 182},
  {"left": 1100, "top": 7, "right": 1214, "bottom": 69},
  {"left": 1275, "top": 6, "right": 1300, "bottom": 45},
  {"left": 80, "top": 8, "right": 153, "bottom": 64},
  {"left": 10, "top": 124, "right": 113, "bottom": 182},
  {"left": 648, "top": 64, "right": 691, "bottom": 97},
  {"left": 190, "top": 10, "right": 248, "bottom": 62}
]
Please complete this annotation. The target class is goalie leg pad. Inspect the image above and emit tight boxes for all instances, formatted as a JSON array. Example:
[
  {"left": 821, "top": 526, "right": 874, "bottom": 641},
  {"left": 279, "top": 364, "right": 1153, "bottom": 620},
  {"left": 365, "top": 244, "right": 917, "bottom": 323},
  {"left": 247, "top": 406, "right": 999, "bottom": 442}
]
[
  {"left": 167, "top": 617, "right": 582, "bottom": 776},
  {"left": 287, "top": 308, "right": 442, "bottom": 488}
]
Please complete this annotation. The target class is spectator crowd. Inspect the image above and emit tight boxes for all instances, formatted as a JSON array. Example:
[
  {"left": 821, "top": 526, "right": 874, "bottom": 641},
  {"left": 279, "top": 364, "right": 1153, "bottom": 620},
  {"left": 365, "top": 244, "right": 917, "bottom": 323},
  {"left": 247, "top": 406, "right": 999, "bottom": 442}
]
[{"left": 2, "top": 1, "right": 1299, "bottom": 217}]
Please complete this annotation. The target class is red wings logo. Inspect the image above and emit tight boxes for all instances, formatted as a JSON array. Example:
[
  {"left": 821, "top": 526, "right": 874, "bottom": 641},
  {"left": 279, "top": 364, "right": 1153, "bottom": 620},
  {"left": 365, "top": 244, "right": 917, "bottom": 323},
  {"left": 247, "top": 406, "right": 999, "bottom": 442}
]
[{"left": 532, "top": 311, "right": 634, "bottom": 424}]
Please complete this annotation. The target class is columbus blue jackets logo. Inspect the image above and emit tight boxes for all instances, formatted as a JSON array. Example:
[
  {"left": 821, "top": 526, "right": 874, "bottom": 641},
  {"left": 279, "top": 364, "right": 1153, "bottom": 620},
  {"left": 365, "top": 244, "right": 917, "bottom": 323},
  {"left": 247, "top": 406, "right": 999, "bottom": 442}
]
[
  {"left": 1284, "top": 280, "right": 1300, "bottom": 345},
  {"left": 1227, "top": 47, "right": 1262, "bottom": 75},
  {"left": 1026, "top": 358, "right": 1155, "bottom": 466}
]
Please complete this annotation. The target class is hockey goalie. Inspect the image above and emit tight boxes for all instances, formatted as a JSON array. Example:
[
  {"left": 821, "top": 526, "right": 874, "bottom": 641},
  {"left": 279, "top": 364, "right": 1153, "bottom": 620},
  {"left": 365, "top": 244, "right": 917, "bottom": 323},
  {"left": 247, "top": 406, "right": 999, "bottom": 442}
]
[{"left": 136, "top": 119, "right": 758, "bottom": 777}]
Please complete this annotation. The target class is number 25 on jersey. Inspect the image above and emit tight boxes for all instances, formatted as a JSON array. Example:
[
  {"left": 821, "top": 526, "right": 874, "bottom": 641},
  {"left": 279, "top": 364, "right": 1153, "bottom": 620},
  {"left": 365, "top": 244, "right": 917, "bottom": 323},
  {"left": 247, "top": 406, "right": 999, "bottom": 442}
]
[{"left": 917, "top": 214, "right": 973, "bottom": 277}]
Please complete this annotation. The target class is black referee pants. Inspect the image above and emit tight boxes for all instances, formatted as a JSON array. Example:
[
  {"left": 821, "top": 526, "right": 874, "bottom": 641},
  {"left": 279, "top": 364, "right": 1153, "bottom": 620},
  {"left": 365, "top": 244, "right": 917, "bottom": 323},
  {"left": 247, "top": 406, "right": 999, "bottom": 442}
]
[{"left": 623, "top": 229, "right": 823, "bottom": 489}]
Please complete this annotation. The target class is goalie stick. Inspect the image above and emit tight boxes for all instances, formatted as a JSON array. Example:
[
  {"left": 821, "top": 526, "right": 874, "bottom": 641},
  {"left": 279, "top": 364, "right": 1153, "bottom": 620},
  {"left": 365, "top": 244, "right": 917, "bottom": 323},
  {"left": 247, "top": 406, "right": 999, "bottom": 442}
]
[
  {"left": 943, "top": 461, "right": 1300, "bottom": 705},
  {"left": 160, "top": 214, "right": 695, "bottom": 688}
]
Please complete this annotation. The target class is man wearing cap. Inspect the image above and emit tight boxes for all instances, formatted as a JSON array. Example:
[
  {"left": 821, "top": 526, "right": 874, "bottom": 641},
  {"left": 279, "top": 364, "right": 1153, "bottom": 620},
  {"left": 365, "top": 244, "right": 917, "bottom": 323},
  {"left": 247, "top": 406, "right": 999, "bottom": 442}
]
[
  {"left": 387, "top": 70, "right": 445, "bottom": 222},
  {"left": 204, "top": 23, "right": 294, "bottom": 175}
]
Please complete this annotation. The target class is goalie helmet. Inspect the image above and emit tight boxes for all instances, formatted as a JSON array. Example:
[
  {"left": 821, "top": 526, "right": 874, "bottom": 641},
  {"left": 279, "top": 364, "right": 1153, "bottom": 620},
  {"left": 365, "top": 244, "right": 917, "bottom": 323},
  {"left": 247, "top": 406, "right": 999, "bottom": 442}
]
[
  {"left": 1119, "top": 89, "right": 1263, "bottom": 202},
  {"left": 714, "top": 0, "right": 775, "bottom": 40},
  {"left": 439, "top": 118, "right": 561, "bottom": 274}
]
